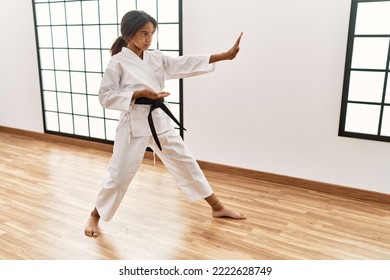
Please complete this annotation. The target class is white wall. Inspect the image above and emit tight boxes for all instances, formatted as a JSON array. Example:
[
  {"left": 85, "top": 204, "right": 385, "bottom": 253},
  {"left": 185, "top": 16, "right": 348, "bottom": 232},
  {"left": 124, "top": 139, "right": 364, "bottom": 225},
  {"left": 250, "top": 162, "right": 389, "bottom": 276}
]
[
  {"left": 0, "top": 0, "right": 43, "bottom": 133},
  {"left": 182, "top": 0, "right": 390, "bottom": 194},
  {"left": 1, "top": 0, "right": 389, "bottom": 194}
]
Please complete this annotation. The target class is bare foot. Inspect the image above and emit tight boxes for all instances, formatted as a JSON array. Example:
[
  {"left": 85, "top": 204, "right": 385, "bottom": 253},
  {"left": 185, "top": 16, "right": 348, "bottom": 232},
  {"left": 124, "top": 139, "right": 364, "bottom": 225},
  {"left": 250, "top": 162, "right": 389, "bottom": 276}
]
[
  {"left": 212, "top": 203, "right": 246, "bottom": 220},
  {"left": 84, "top": 209, "right": 100, "bottom": 237}
]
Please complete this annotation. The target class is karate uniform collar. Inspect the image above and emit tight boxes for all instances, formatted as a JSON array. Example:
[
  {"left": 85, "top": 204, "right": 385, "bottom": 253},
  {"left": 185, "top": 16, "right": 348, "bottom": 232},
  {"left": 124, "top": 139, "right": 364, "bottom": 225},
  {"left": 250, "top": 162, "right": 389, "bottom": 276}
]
[{"left": 121, "top": 47, "right": 148, "bottom": 61}]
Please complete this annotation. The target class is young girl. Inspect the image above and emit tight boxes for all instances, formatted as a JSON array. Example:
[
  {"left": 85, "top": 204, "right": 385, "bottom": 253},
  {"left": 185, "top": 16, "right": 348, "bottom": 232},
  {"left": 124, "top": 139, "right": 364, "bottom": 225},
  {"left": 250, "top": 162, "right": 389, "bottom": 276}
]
[{"left": 85, "top": 10, "right": 245, "bottom": 237}]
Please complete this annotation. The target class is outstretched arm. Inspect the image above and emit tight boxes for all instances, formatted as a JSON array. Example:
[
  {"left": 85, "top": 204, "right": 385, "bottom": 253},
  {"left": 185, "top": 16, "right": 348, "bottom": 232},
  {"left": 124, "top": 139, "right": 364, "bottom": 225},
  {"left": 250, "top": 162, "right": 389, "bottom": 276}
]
[{"left": 209, "top": 32, "right": 243, "bottom": 63}]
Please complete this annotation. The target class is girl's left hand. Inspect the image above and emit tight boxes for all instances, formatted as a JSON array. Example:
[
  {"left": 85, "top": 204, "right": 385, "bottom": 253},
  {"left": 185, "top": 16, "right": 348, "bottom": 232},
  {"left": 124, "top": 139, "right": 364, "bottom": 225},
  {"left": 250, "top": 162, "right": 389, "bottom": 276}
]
[
  {"left": 209, "top": 32, "right": 243, "bottom": 63},
  {"left": 224, "top": 32, "right": 243, "bottom": 60}
]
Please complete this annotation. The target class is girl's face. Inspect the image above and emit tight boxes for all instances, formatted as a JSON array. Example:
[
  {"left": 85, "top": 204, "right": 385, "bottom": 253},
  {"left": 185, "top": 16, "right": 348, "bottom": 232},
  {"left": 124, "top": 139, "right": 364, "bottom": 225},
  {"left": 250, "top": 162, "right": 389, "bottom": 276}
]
[{"left": 127, "top": 22, "right": 156, "bottom": 54}]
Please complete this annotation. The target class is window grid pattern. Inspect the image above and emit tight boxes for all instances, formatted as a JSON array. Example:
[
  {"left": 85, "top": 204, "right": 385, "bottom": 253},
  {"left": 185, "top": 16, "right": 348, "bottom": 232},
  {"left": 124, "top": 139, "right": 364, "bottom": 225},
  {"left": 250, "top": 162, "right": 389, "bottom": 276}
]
[
  {"left": 32, "top": 0, "right": 183, "bottom": 143},
  {"left": 340, "top": 0, "right": 390, "bottom": 142}
]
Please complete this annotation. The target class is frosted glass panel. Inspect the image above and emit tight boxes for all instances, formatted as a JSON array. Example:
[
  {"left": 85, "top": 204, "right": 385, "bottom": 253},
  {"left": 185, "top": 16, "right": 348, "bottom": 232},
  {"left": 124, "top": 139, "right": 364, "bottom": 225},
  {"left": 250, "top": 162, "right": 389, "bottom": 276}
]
[
  {"left": 137, "top": 0, "right": 157, "bottom": 18},
  {"left": 86, "top": 73, "right": 102, "bottom": 95},
  {"left": 56, "top": 71, "right": 70, "bottom": 92},
  {"left": 41, "top": 70, "right": 56, "bottom": 91},
  {"left": 72, "top": 94, "right": 87, "bottom": 115},
  {"left": 345, "top": 104, "right": 381, "bottom": 135},
  {"left": 100, "top": 25, "right": 118, "bottom": 49},
  {"left": 69, "top": 49, "right": 85, "bottom": 71},
  {"left": 35, "top": 4, "right": 50, "bottom": 25},
  {"left": 84, "top": 26, "right": 101, "bottom": 48},
  {"left": 43, "top": 91, "right": 57, "bottom": 111},
  {"left": 351, "top": 37, "right": 389, "bottom": 69},
  {"left": 67, "top": 26, "right": 84, "bottom": 48},
  {"left": 57, "top": 92, "right": 72, "bottom": 113},
  {"left": 380, "top": 106, "right": 390, "bottom": 136},
  {"left": 52, "top": 26, "right": 67, "bottom": 48},
  {"left": 71, "top": 72, "right": 86, "bottom": 93},
  {"left": 59, "top": 114, "right": 74, "bottom": 134},
  {"left": 89, "top": 118, "right": 105, "bottom": 139},
  {"left": 158, "top": 0, "right": 179, "bottom": 22},
  {"left": 82, "top": 1, "right": 99, "bottom": 24},
  {"left": 66, "top": 2, "right": 82, "bottom": 25},
  {"left": 158, "top": 24, "right": 179, "bottom": 50},
  {"left": 88, "top": 95, "right": 104, "bottom": 117},
  {"left": 85, "top": 50, "right": 102, "bottom": 72},
  {"left": 99, "top": 0, "right": 117, "bottom": 24},
  {"left": 105, "top": 119, "right": 118, "bottom": 141},
  {"left": 50, "top": 2, "right": 66, "bottom": 25},
  {"left": 348, "top": 71, "right": 385, "bottom": 103},
  {"left": 386, "top": 79, "right": 390, "bottom": 104},
  {"left": 74, "top": 115, "right": 89, "bottom": 137},
  {"left": 37, "top": 27, "right": 52, "bottom": 48},
  {"left": 117, "top": 0, "right": 136, "bottom": 19},
  {"left": 39, "top": 49, "right": 54, "bottom": 69},
  {"left": 355, "top": 2, "right": 390, "bottom": 35},
  {"left": 54, "top": 49, "right": 69, "bottom": 70},
  {"left": 45, "top": 112, "right": 59, "bottom": 131}
]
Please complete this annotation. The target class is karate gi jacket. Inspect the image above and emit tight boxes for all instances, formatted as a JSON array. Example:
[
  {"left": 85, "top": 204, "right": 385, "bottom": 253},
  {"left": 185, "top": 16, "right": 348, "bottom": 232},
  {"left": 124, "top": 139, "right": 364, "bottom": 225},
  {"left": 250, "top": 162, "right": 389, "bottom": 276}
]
[{"left": 99, "top": 47, "right": 215, "bottom": 138}]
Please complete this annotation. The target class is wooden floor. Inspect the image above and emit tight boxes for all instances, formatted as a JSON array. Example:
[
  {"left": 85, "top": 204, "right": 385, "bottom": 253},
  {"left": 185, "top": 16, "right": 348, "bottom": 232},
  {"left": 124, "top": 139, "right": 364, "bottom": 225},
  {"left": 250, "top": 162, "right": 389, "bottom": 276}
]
[{"left": 0, "top": 130, "right": 390, "bottom": 260}]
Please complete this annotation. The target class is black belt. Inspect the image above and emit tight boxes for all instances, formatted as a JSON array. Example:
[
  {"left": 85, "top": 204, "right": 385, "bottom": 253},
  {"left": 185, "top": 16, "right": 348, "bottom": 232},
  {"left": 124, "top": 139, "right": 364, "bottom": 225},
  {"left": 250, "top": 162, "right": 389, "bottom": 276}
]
[{"left": 134, "top": 97, "right": 186, "bottom": 151}]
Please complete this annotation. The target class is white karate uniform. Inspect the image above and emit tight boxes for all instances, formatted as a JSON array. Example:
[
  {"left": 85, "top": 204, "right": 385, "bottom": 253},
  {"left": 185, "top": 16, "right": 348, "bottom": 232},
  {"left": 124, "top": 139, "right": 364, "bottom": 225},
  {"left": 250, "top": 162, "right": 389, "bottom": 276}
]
[{"left": 95, "top": 47, "right": 216, "bottom": 221}]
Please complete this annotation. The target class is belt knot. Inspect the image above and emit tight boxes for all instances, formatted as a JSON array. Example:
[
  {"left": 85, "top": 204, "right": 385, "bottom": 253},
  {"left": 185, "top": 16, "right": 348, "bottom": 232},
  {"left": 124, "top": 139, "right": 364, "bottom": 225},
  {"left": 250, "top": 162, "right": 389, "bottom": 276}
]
[{"left": 134, "top": 97, "right": 186, "bottom": 150}]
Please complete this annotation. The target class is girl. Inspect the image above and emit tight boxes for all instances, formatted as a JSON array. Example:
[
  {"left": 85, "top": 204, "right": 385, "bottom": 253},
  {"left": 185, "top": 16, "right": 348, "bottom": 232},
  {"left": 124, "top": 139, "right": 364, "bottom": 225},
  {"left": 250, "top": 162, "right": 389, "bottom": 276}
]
[{"left": 85, "top": 10, "right": 245, "bottom": 237}]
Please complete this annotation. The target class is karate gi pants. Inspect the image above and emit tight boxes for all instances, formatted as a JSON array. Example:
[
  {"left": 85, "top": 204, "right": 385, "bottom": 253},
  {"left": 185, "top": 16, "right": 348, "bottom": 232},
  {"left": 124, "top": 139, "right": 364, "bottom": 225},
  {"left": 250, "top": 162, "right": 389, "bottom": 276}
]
[{"left": 95, "top": 123, "right": 213, "bottom": 222}]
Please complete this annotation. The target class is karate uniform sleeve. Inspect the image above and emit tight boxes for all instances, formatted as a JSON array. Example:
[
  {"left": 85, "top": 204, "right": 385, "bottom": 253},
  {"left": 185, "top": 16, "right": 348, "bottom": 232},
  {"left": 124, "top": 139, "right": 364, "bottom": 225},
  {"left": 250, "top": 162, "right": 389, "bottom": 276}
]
[
  {"left": 98, "top": 64, "right": 134, "bottom": 112},
  {"left": 162, "top": 53, "right": 216, "bottom": 80}
]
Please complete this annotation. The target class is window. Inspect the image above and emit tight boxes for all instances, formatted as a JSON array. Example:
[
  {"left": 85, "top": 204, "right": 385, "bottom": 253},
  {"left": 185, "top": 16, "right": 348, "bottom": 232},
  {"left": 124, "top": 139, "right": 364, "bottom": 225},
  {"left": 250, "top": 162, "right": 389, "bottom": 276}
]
[
  {"left": 32, "top": 0, "right": 183, "bottom": 143},
  {"left": 339, "top": 0, "right": 390, "bottom": 142}
]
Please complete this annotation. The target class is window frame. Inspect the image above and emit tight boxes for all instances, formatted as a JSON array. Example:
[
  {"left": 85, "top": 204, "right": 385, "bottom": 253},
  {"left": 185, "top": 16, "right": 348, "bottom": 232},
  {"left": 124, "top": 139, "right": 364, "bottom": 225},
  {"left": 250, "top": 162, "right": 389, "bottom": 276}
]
[
  {"left": 339, "top": 0, "right": 390, "bottom": 143},
  {"left": 32, "top": 0, "right": 184, "bottom": 144}
]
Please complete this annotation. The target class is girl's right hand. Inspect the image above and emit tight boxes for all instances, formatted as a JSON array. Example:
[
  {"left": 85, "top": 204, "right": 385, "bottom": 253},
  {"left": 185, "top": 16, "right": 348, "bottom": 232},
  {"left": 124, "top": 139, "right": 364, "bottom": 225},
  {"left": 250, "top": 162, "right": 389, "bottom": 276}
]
[{"left": 133, "top": 89, "right": 170, "bottom": 100}]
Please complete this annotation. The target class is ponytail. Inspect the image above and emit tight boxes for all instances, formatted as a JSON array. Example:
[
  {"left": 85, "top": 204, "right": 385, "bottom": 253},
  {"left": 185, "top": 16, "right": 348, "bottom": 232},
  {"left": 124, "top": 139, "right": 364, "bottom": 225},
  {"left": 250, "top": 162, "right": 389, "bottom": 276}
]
[{"left": 110, "top": 36, "right": 126, "bottom": 56}]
